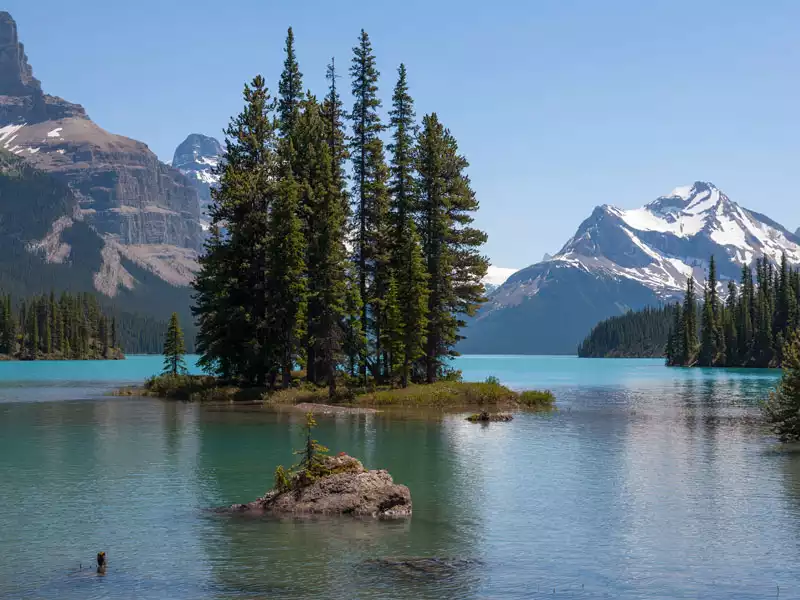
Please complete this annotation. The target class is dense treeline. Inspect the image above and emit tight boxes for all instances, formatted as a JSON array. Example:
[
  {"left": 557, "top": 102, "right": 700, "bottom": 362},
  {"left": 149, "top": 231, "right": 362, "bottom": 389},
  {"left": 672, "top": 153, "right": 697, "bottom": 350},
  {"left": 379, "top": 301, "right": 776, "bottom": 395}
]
[
  {"left": 578, "top": 305, "right": 677, "bottom": 358},
  {"left": 0, "top": 290, "right": 122, "bottom": 360},
  {"left": 667, "top": 255, "right": 800, "bottom": 367},
  {"left": 0, "top": 290, "right": 169, "bottom": 358},
  {"left": 193, "top": 28, "right": 488, "bottom": 394}
]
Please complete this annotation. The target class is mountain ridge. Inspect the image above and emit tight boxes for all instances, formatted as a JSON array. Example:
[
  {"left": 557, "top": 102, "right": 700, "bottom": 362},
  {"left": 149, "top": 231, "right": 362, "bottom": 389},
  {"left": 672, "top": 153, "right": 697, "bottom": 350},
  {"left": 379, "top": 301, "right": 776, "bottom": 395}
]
[
  {"left": 460, "top": 181, "right": 800, "bottom": 355},
  {"left": 0, "top": 11, "right": 202, "bottom": 300}
]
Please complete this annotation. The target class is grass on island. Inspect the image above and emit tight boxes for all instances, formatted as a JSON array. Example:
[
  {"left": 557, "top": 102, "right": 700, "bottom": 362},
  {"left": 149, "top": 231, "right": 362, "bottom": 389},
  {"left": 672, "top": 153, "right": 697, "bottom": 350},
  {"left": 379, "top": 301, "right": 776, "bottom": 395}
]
[{"left": 118, "top": 372, "right": 555, "bottom": 411}]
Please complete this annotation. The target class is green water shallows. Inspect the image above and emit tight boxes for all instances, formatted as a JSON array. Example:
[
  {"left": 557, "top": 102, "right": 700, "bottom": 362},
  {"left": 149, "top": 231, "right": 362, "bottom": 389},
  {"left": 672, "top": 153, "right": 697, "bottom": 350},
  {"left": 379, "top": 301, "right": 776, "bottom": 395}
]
[{"left": 1, "top": 356, "right": 799, "bottom": 599}]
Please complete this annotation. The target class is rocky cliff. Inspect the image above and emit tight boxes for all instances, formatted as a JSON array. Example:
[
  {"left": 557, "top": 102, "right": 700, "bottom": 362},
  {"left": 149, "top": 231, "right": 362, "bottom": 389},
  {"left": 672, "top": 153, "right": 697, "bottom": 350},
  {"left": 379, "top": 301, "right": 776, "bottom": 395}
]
[{"left": 0, "top": 11, "right": 202, "bottom": 272}]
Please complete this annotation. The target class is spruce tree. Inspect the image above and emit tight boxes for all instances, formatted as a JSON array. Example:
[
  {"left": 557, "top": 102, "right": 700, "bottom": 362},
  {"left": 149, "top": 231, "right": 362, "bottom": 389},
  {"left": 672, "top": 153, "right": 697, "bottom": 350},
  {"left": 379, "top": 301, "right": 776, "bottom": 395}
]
[
  {"left": 25, "top": 301, "right": 38, "bottom": 359},
  {"left": 162, "top": 312, "right": 187, "bottom": 375},
  {"left": 665, "top": 302, "right": 683, "bottom": 366},
  {"left": 416, "top": 114, "right": 488, "bottom": 382},
  {"left": 380, "top": 275, "right": 404, "bottom": 382},
  {"left": 737, "top": 264, "right": 754, "bottom": 364},
  {"left": 350, "top": 29, "right": 391, "bottom": 380},
  {"left": 342, "top": 267, "right": 366, "bottom": 379},
  {"left": 398, "top": 219, "right": 429, "bottom": 386},
  {"left": 680, "top": 276, "right": 699, "bottom": 365},
  {"left": 388, "top": 63, "right": 417, "bottom": 244},
  {"left": 278, "top": 27, "right": 303, "bottom": 137},
  {"left": 724, "top": 281, "right": 739, "bottom": 366},
  {"left": 194, "top": 75, "right": 278, "bottom": 385},
  {"left": 266, "top": 163, "right": 307, "bottom": 388},
  {"left": 295, "top": 96, "right": 349, "bottom": 396}
]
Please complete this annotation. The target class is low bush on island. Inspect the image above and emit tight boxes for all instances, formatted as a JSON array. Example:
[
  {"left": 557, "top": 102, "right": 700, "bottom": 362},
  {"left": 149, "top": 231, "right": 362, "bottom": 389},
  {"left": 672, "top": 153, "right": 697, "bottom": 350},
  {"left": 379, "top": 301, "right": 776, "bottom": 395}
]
[{"left": 130, "top": 372, "right": 555, "bottom": 411}]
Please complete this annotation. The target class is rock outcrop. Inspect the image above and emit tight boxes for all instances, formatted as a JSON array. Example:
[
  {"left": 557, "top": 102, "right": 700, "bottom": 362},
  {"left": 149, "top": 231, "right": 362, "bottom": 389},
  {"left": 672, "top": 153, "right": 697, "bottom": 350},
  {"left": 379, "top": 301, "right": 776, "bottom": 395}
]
[
  {"left": 226, "top": 454, "right": 412, "bottom": 518},
  {"left": 0, "top": 12, "right": 203, "bottom": 257}
]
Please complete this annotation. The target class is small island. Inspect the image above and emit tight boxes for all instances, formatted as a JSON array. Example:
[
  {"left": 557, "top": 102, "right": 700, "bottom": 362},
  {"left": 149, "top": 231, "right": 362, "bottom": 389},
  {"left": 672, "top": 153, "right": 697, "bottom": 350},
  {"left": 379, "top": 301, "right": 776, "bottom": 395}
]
[
  {"left": 223, "top": 413, "right": 412, "bottom": 518},
  {"left": 0, "top": 290, "right": 124, "bottom": 361}
]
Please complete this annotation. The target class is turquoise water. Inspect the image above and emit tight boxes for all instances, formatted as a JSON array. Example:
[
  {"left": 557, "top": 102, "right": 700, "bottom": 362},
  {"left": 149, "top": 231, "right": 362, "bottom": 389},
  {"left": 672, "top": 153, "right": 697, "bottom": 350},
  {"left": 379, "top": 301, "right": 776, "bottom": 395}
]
[{"left": 1, "top": 356, "right": 798, "bottom": 599}]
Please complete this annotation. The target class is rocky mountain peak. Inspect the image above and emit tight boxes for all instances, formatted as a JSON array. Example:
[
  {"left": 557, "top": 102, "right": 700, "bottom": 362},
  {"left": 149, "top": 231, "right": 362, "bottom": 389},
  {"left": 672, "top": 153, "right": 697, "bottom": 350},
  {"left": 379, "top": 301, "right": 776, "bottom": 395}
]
[
  {"left": 172, "top": 133, "right": 223, "bottom": 169},
  {"left": 172, "top": 133, "right": 222, "bottom": 224},
  {"left": 0, "top": 12, "right": 40, "bottom": 96},
  {"left": 0, "top": 12, "right": 86, "bottom": 123}
]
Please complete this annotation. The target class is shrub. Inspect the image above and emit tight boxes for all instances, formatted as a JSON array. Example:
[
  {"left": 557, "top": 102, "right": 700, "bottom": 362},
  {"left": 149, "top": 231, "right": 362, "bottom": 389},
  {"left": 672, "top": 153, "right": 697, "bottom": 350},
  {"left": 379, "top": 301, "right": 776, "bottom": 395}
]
[
  {"left": 484, "top": 375, "right": 500, "bottom": 385},
  {"left": 518, "top": 389, "right": 556, "bottom": 408}
]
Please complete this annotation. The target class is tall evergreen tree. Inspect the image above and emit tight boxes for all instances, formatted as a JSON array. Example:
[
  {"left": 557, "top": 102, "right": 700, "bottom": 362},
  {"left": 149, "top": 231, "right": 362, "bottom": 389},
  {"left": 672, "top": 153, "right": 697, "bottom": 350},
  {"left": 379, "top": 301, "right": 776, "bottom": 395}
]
[
  {"left": 388, "top": 63, "right": 417, "bottom": 244},
  {"left": 350, "top": 29, "right": 391, "bottom": 380},
  {"left": 266, "top": 164, "right": 307, "bottom": 388},
  {"left": 295, "top": 96, "right": 349, "bottom": 396},
  {"left": 698, "top": 256, "right": 724, "bottom": 366},
  {"left": 416, "top": 114, "right": 488, "bottom": 382},
  {"left": 398, "top": 219, "right": 429, "bottom": 386},
  {"left": 278, "top": 27, "right": 304, "bottom": 137},
  {"left": 681, "top": 276, "right": 699, "bottom": 365},
  {"left": 724, "top": 281, "right": 739, "bottom": 366},
  {"left": 162, "top": 312, "right": 187, "bottom": 375},
  {"left": 194, "top": 75, "right": 278, "bottom": 385}
]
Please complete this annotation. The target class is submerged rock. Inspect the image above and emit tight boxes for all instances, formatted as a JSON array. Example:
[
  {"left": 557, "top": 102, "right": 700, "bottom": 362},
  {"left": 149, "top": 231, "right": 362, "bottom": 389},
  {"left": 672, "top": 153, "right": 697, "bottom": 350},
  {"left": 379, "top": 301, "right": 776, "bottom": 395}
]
[
  {"left": 467, "top": 411, "right": 513, "bottom": 423},
  {"left": 366, "top": 557, "right": 481, "bottom": 578},
  {"left": 225, "top": 454, "right": 411, "bottom": 518}
]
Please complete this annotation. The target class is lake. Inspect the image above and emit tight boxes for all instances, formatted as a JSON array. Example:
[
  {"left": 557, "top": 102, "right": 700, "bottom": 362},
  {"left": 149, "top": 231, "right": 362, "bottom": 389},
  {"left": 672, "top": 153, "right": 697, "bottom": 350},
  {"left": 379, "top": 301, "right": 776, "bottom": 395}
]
[{"left": 1, "top": 355, "right": 798, "bottom": 599}]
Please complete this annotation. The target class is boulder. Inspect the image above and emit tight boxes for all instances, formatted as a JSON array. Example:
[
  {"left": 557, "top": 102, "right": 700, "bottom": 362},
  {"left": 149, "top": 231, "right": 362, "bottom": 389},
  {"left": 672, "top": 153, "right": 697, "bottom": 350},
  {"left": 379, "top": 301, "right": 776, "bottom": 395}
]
[{"left": 226, "top": 454, "right": 412, "bottom": 518}]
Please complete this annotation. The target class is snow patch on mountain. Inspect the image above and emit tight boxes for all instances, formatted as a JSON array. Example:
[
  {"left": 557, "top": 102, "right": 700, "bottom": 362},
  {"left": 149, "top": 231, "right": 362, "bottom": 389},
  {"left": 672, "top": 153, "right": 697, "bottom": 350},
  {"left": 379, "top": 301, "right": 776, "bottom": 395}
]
[{"left": 497, "top": 181, "right": 800, "bottom": 307}]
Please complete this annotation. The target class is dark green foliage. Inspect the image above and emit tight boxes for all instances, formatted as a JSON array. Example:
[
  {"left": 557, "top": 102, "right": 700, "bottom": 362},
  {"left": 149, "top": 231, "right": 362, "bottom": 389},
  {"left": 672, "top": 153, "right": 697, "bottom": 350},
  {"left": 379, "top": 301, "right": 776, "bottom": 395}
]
[
  {"left": 193, "top": 75, "right": 278, "bottom": 385},
  {"left": 578, "top": 305, "right": 677, "bottom": 358},
  {"left": 416, "top": 114, "right": 488, "bottom": 382},
  {"left": 763, "top": 333, "right": 800, "bottom": 441},
  {"left": 349, "top": 29, "right": 391, "bottom": 381},
  {"left": 191, "top": 31, "right": 487, "bottom": 392},
  {"left": 278, "top": 27, "right": 303, "bottom": 137},
  {"left": 0, "top": 289, "right": 129, "bottom": 359},
  {"left": 266, "top": 167, "right": 307, "bottom": 388},
  {"left": 162, "top": 312, "right": 187, "bottom": 375},
  {"left": 666, "top": 255, "right": 800, "bottom": 368}
]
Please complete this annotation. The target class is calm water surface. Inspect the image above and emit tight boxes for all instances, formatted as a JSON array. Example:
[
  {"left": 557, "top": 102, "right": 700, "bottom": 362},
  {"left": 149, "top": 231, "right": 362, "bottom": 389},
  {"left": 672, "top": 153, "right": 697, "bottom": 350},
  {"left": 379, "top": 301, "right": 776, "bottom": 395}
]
[{"left": 1, "top": 356, "right": 798, "bottom": 599}]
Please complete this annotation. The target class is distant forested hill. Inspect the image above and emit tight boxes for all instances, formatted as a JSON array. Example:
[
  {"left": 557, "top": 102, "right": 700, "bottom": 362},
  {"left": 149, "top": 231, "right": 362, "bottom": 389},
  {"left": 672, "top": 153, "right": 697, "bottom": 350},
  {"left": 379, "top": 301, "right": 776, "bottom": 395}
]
[{"left": 578, "top": 305, "right": 676, "bottom": 358}]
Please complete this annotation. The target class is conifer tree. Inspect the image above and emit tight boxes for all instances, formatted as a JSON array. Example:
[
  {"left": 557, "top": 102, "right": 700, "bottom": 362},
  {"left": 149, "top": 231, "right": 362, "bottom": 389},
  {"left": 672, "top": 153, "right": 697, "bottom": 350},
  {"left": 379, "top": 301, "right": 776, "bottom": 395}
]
[
  {"left": 724, "top": 281, "right": 739, "bottom": 366},
  {"left": 350, "top": 29, "right": 391, "bottom": 379},
  {"left": 398, "top": 219, "right": 429, "bottom": 386},
  {"left": 111, "top": 316, "right": 117, "bottom": 349},
  {"left": 737, "top": 264, "right": 754, "bottom": 363},
  {"left": 194, "top": 75, "right": 278, "bottom": 385},
  {"left": 162, "top": 312, "right": 187, "bottom": 375},
  {"left": 322, "top": 58, "right": 350, "bottom": 217},
  {"left": 380, "top": 275, "right": 404, "bottom": 382},
  {"left": 665, "top": 302, "right": 683, "bottom": 366},
  {"left": 295, "top": 96, "right": 349, "bottom": 396},
  {"left": 266, "top": 164, "right": 307, "bottom": 388},
  {"left": 416, "top": 114, "right": 488, "bottom": 382},
  {"left": 763, "top": 333, "right": 800, "bottom": 441},
  {"left": 278, "top": 27, "right": 303, "bottom": 137},
  {"left": 342, "top": 268, "right": 366, "bottom": 379},
  {"left": 388, "top": 63, "right": 417, "bottom": 244},
  {"left": 25, "top": 301, "right": 38, "bottom": 359},
  {"left": 680, "top": 276, "right": 699, "bottom": 365}
]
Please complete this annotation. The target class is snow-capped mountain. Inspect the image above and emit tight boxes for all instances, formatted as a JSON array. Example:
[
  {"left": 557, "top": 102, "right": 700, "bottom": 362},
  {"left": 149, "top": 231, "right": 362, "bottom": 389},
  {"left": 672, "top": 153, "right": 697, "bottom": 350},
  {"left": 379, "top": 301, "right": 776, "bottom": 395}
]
[
  {"left": 172, "top": 133, "right": 222, "bottom": 226},
  {"left": 460, "top": 182, "right": 800, "bottom": 355}
]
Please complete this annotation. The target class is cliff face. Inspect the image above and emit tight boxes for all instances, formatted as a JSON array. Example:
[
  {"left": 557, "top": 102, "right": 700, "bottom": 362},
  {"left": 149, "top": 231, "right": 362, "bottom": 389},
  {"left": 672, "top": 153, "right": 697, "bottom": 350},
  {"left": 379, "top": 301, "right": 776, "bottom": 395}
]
[{"left": 0, "top": 11, "right": 202, "bottom": 252}]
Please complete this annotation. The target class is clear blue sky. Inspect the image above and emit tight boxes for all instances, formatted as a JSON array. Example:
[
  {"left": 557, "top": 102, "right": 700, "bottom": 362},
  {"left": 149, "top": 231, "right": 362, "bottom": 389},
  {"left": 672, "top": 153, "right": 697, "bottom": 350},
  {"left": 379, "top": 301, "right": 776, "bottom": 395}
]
[{"left": 7, "top": 0, "right": 800, "bottom": 270}]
